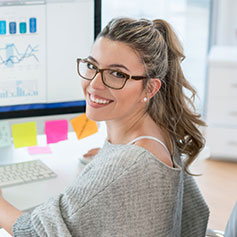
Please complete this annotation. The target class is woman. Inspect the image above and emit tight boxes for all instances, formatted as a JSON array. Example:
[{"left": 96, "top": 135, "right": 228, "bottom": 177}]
[{"left": 0, "top": 17, "right": 209, "bottom": 236}]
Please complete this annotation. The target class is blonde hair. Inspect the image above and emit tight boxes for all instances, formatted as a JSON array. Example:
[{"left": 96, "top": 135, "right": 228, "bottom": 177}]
[{"left": 98, "top": 17, "right": 206, "bottom": 173}]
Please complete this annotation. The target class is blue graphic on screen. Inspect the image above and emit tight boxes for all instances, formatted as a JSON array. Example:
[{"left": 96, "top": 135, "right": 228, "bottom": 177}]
[
  {"left": 0, "top": 17, "right": 37, "bottom": 35},
  {"left": 29, "top": 18, "right": 37, "bottom": 33},
  {"left": 0, "top": 21, "right": 6, "bottom": 35},
  {"left": 9, "top": 22, "right": 16, "bottom": 34},
  {"left": 19, "top": 22, "right": 27, "bottom": 33},
  {"left": 0, "top": 81, "right": 38, "bottom": 99},
  {"left": 0, "top": 43, "right": 39, "bottom": 67}
]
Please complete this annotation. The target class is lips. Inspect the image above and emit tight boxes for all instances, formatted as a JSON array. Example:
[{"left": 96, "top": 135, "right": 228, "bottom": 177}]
[{"left": 88, "top": 93, "right": 113, "bottom": 107}]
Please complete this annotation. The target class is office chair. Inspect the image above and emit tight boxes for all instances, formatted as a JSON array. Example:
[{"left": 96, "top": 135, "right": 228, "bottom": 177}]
[
  {"left": 206, "top": 200, "right": 237, "bottom": 237},
  {"left": 206, "top": 228, "right": 224, "bottom": 237}
]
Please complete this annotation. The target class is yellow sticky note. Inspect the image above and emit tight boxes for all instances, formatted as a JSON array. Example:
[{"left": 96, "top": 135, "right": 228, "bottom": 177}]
[
  {"left": 12, "top": 122, "right": 37, "bottom": 148},
  {"left": 71, "top": 114, "right": 98, "bottom": 140}
]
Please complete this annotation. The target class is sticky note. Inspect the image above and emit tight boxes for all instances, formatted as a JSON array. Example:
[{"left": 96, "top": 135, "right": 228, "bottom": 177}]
[
  {"left": 0, "top": 121, "right": 11, "bottom": 148},
  {"left": 28, "top": 146, "right": 52, "bottom": 155},
  {"left": 45, "top": 120, "right": 68, "bottom": 144},
  {"left": 11, "top": 122, "right": 37, "bottom": 148},
  {"left": 71, "top": 113, "right": 98, "bottom": 140}
]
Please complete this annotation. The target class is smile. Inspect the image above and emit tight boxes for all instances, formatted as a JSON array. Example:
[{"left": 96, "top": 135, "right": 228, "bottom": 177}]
[{"left": 89, "top": 94, "right": 112, "bottom": 105}]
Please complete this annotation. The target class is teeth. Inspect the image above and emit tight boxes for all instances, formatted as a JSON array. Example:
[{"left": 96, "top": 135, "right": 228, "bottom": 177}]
[{"left": 90, "top": 94, "right": 110, "bottom": 104}]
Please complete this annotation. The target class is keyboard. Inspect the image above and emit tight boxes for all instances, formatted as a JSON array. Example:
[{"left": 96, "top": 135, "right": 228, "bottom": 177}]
[{"left": 0, "top": 160, "right": 57, "bottom": 188}]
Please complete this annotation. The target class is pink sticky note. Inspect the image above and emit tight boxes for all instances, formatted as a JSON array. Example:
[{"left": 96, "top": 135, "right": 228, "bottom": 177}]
[
  {"left": 28, "top": 146, "right": 52, "bottom": 155},
  {"left": 45, "top": 120, "right": 68, "bottom": 144}
]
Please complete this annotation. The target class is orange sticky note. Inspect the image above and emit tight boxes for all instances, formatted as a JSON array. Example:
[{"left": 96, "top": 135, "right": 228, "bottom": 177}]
[
  {"left": 11, "top": 122, "right": 37, "bottom": 148},
  {"left": 71, "top": 114, "right": 98, "bottom": 139}
]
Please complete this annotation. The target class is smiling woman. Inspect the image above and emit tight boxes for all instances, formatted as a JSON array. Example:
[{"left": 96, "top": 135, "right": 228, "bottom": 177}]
[
  {"left": 0, "top": 17, "right": 209, "bottom": 237},
  {"left": 80, "top": 37, "right": 155, "bottom": 124}
]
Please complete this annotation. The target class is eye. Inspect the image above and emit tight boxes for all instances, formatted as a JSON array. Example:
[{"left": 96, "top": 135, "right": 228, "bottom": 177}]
[
  {"left": 110, "top": 70, "right": 127, "bottom": 79},
  {"left": 86, "top": 62, "right": 97, "bottom": 70}
]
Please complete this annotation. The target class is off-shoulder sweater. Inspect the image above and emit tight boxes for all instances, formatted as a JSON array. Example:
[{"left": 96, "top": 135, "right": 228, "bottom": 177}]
[{"left": 12, "top": 140, "right": 209, "bottom": 236}]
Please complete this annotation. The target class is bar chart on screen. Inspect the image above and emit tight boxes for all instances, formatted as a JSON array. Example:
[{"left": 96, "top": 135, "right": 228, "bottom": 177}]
[
  {"left": 0, "top": 4, "right": 46, "bottom": 106},
  {"left": 0, "top": 80, "right": 39, "bottom": 99}
]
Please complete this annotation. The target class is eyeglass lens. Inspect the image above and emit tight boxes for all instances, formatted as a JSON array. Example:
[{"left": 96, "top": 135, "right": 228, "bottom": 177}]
[{"left": 78, "top": 60, "right": 127, "bottom": 89}]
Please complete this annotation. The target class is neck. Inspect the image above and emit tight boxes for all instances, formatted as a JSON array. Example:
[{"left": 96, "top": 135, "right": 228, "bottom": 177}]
[
  {"left": 105, "top": 110, "right": 157, "bottom": 144},
  {"left": 105, "top": 111, "right": 173, "bottom": 156}
]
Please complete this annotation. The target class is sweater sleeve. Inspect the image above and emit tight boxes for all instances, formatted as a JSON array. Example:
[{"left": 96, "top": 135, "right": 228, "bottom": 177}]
[
  {"left": 12, "top": 212, "right": 39, "bottom": 237},
  {"left": 12, "top": 195, "right": 74, "bottom": 237}
]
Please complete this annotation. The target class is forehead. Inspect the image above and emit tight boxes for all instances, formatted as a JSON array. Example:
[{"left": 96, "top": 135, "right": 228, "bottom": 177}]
[{"left": 90, "top": 37, "right": 144, "bottom": 73}]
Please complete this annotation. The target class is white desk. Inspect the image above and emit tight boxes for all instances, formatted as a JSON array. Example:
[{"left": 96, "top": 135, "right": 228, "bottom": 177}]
[
  {"left": 0, "top": 228, "right": 11, "bottom": 237},
  {"left": 1, "top": 127, "right": 106, "bottom": 212}
]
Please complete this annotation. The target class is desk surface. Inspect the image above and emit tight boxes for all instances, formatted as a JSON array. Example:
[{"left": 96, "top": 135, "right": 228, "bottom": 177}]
[
  {"left": 0, "top": 228, "right": 11, "bottom": 237},
  {"left": 1, "top": 128, "right": 106, "bottom": 211}
]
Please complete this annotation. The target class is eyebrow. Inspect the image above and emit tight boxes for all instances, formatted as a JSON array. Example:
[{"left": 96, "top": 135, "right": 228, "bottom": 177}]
[{"left": 87, "top": 56, "right": 130, "bottom": 72}]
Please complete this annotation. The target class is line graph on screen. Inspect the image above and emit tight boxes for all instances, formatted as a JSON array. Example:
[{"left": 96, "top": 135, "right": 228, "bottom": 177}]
[{"left": 0, "top": 43, "right": 39, "bottom": 67}]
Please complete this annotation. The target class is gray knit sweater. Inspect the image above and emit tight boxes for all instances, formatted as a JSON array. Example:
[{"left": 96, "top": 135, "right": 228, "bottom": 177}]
[{"left": 12, "top": 140, "right": 209, "bottom": 236}]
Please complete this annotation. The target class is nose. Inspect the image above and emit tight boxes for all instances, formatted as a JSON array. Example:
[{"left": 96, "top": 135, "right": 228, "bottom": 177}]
[{"left": 90, "top": 71, "right": 106, "bottom": 90}]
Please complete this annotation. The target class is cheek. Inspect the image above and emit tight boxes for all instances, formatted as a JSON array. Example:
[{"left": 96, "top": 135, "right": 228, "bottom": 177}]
[
  {"left": 113, "top": 86, "right": 143, "bottom": 108},
  {"left": 122, "top": 82, "right": 144, "bottom": 102},
  {"left": 81, "top": 79, "right": 90, "bottom": 95}
]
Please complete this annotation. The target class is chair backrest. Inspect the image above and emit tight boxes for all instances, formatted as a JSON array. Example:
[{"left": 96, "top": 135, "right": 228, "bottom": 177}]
[
  {"left": 206, "top": 228, "right": 224, "bottom": 237},
  {"left": 224, "top": 201, "right": 237, "bottom": 237}
]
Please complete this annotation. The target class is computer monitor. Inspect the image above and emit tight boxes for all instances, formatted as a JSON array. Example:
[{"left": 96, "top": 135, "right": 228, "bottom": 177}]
[{"left": 0, "top": 0, "right": 101, "bottom": 136}]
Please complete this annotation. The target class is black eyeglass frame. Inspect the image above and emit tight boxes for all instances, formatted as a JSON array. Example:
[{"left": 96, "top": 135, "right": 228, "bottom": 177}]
[{"left": 76, "top": 58, "right": 149, "bottom": 90}]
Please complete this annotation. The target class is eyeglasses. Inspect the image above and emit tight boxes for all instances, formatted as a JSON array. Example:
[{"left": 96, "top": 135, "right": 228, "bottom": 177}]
[{"left": 76, "top": 58, "right": 149, "bottom": 90}]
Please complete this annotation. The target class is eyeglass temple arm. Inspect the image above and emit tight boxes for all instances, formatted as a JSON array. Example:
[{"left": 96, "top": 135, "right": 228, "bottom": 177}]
[{"left": 130, "top": 76, "right": 149, "bottom": 80}]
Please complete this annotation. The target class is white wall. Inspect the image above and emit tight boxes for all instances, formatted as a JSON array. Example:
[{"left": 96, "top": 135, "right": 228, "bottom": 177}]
[{"left": 216, "top": 0, "right": 237, "bottom": 45}]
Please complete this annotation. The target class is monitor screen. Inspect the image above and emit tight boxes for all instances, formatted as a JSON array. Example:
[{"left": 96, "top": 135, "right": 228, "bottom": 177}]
[{"left": 0, "top": 0, "right": 101, "bottom": 133}]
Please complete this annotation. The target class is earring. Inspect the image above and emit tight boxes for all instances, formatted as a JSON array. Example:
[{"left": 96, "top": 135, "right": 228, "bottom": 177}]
[{"left": 143, "top": 97, "right": 148, "bottom": 102}]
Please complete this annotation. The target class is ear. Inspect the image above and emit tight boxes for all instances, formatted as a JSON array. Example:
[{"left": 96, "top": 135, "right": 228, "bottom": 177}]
[{"left": 146, "top": 78, "right": 161, "bottom": 100}]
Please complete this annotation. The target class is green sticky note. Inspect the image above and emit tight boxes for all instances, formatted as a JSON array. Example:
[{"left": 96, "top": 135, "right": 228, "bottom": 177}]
[
  {"left": 11, "top": 122, "right": 37, "bottom": 148},
  {"left": 0, "top": 121, "right": 11, "bottom": 148}
]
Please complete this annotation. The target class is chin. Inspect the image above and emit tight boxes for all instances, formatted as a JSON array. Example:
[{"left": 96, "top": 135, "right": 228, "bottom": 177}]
[{"left": 85, "top": 110, "right": 105, "bottom": 122}]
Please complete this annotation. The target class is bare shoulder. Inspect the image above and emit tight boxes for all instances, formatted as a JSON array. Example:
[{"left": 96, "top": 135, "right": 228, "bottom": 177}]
[{"left": 135, "top": 139, "right": 173, "bottom": 167}]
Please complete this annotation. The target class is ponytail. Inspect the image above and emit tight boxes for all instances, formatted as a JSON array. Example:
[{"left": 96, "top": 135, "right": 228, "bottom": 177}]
[{"left": 148, "top": 19, "right": 206, "bottom": 173}]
